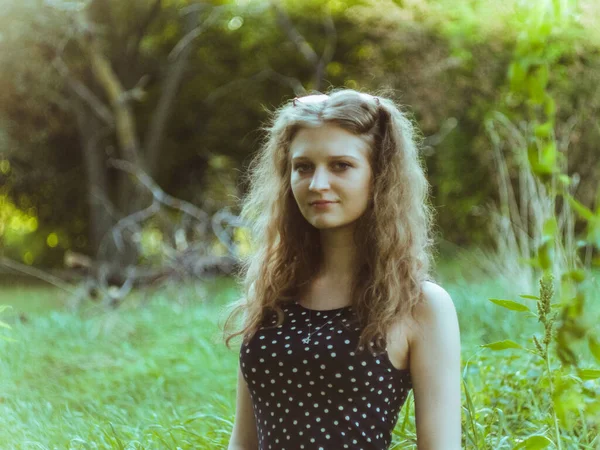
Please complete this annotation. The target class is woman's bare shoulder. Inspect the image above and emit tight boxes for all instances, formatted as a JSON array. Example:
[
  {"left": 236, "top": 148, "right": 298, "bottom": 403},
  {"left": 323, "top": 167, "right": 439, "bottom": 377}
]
[{"left": 407, "top": 280, "right": 458, "bottom": 343}]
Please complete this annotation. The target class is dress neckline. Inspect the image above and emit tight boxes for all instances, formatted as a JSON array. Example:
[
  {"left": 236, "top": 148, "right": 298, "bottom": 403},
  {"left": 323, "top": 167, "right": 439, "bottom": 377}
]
[{"left": 294, "top": 300, "right": 352, "bottom": 313}]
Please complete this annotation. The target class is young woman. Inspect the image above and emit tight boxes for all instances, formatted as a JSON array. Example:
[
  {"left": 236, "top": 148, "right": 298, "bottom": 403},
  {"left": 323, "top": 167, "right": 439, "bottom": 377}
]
[{"left": 224, "top": 89, "right": 462, "bottom": 449}]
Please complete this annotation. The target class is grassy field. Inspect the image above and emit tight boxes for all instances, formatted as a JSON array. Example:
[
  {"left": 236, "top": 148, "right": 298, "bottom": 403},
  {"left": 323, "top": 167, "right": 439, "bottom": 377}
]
[{"left": 0, "top": 259, "right": 598, "bottom": 449}]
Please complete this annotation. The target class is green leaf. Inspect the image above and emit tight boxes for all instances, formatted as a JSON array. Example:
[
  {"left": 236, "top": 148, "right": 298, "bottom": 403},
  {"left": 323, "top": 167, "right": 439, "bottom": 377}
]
[
  {"left": 0, "top": 321, "right": 12, "bottom": 330},
  {"left": 514, "top": 435, "right": 553, "bottom": 449},
  {"left": 586, "top": 219, "right": 600, "bottom": 249},
  {"left": 519, "top": 294, "right": 540, "bottom": 300},
  {"left": 0, "top": 305, "right": 13, "bottom": 314},
  {"left": 527, "top": 65, "right": 548, "bottom": 104},
  {"left": 542, "top": 217, "right": 557, "bottom": 237},
  {"left": 527, "top": 142, "right": 554, "bottom": 177},
  {"left": 538, "top": 239, "right": 554, "bottom": 271},
  {"left": 578, "top": 369, "right": 600, "bottom": 380},
  {"left": 534, "top": 122, "right": 553, "bottom": 139},
  {"left": 489, "top": 299, "right": 531, "bottom": 312},
  {"left": 589, "top": 334, "right": 600, "bottom": 363},
  {"left": 565, "top": 193, "right": 595, "bottom": 221},
  {"left": 517, "top": 257, "right": 542, "bottom": 268},
  {"left": 481, "top": 340, "right": 523, "bottom": 351},
  {"left": 558, "top": 174, "right": 571, "bottom": 187},
  {"left": 561, "top": 269, "right": 586, "bottom": 283},
  {"left": 543, "top": 95, "right": 556, "bottom": 117},
  {"left": 508, "top": 61, "right": 527, "bottom": 92},
  {"left": 541, "top": 142, "right": 557, "bottom": 168}
]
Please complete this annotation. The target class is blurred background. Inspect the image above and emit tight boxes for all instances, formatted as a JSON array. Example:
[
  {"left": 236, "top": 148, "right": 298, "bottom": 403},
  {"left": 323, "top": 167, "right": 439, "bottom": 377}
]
[
  {"left": 0, "top": 0, "right": 599, "bottom": 448},
  {"left": 1, "top": 0, "right": 599, "bottom": 287}
]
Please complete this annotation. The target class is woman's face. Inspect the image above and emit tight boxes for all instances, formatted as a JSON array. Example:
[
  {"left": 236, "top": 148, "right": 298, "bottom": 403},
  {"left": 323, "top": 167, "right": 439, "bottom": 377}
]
[{"left": 289, "top": 123, "right": 373, "bottom": 231}]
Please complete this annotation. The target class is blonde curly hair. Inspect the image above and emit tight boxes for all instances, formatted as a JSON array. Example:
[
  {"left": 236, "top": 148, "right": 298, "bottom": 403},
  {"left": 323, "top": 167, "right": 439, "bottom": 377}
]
[{"left": 222, "top": 88, "right": 438, "bottom": 355}]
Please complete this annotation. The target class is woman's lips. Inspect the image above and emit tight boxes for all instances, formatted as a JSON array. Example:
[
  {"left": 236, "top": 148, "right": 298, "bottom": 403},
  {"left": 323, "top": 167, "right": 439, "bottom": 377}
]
[{"left": 311, "top": 201, "right": 337, "bottom": 209}]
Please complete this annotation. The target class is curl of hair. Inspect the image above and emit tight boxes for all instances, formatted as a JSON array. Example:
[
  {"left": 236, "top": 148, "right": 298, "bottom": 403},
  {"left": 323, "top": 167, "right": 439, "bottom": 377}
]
[{"left": 221, "top": 88, "right": 438, "bottom": 356}]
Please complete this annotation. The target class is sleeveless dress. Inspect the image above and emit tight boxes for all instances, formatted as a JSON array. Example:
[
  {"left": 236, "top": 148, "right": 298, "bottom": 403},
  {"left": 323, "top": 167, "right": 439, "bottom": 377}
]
[{"left": 239, "top": 301, "right": 413, "bottom": 450}]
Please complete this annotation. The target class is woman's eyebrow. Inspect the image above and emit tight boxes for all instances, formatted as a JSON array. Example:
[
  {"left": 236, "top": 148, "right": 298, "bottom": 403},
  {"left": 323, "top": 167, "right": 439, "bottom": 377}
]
[{"left": 291, "top": 155, "right": 360, "bottom": 162}]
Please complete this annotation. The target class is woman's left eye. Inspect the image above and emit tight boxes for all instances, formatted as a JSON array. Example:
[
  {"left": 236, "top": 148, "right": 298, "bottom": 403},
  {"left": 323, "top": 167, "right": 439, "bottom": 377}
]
[
  {"left": 334, "top": 162, "right": 351, "bottom": 170},
  {"left": 293, "top": 162, "right": 351, "bottom": 172}
]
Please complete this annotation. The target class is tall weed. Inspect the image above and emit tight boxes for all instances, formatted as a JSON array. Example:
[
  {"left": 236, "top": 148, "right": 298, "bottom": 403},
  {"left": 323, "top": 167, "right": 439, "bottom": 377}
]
[{"left": 474, "top": 0, "right": 600, "bottom": 446}]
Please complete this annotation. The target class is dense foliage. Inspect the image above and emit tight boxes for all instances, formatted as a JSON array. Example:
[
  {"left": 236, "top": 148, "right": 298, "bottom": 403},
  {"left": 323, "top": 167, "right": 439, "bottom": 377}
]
[{"left": 0, "top": 0, "right": 598, "bottom": 266}]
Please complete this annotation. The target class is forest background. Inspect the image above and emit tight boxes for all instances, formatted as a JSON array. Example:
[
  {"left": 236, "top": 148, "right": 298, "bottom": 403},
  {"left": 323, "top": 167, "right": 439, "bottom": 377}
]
[{"left": 0, "top": 0, "right": 599, "bottom": 448}]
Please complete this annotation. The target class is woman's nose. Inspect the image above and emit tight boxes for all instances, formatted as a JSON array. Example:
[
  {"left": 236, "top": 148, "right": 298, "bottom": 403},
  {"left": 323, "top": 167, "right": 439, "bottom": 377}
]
[{"left": 309, "top": 166, "right": 331, "bottom": 191}]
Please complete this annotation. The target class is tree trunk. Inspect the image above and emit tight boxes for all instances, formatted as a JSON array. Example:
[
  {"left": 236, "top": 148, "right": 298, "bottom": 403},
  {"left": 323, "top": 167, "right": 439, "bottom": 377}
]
[
  {"left": 74, "top": 96, "right": 141, "bottom": 283},
  {"left": 73, "top": 98, "right": 113, "bottom": 261}
]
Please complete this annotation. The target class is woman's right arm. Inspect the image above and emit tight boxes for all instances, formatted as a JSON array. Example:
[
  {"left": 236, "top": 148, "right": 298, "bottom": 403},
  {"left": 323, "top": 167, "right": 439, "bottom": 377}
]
[{"left": 228, "top": 364, "right": 259, "bottom": 450}]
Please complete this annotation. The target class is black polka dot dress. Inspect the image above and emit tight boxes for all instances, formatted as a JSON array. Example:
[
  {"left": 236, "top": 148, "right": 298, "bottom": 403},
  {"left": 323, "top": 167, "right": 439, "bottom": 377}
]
[{"left": 239, "top": 301, "right": 413, "bottom": 449}]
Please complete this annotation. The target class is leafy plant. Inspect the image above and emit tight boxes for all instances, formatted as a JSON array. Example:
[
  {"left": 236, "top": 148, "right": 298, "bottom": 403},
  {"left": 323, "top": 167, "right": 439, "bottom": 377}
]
[
  {"left": 486, "top": 0, "right": 600, "bottom": 366},
  {"left": 480, "top": 0, "right": 600, "bottom": 447}
]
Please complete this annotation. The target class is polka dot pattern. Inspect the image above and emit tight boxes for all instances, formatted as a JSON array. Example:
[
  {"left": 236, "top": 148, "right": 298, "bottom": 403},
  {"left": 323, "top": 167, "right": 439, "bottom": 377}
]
[{"left": 240, "top": 301, "right": 413, "bottom": 449}]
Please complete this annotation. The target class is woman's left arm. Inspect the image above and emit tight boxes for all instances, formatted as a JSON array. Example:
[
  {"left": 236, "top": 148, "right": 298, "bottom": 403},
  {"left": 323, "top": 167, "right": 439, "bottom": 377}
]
[{"left": 409, "top": 282, "right": 462, "bottom": 450}]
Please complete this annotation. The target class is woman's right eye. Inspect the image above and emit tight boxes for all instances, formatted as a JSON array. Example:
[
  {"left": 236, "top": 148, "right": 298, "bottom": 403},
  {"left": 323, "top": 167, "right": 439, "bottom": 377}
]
[{"left": 294, "top": 164, "right": 310, "bottom": 172}]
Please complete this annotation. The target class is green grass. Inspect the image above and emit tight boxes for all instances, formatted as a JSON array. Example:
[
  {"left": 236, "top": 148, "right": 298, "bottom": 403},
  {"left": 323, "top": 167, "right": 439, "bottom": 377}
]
[
  {"left": 0, "top": 268, "right": 598, "bottom": 449},
  {"left": 0, "top": 278, "right": 242, "bottom": 449}
]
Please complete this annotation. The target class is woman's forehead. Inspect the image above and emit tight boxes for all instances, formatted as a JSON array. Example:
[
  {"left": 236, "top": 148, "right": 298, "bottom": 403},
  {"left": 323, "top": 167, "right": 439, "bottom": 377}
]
[{"left": 289, "top": 124, "right": 371, "bottom": 159}]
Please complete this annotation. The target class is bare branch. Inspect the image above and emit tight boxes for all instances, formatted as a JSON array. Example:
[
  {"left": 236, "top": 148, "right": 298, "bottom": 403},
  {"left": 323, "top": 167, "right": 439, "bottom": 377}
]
[
  {"left": 107, "top": 158, "right": 246, "bottom": 259},
  {"left": 126, "top": 0, "right": 163, "bottom": 62},
  {"left": 212, "top": 208, "right": 246, "bottom": 259},
  {"left": 320, "top": 12, "right": 337, "bottom": 68},
  {"left": 266, "top": 68, "right": 308, "bottom": 96},
  {"left": 269, "top": 1, "right": 337, "bottom": 91},
  {"left": 204, "top": 67, "right": 307, "bottom": 106},
  {"left": 270, "top": 0, "right": 319, "bottom": 66},
  {"left": 168, "top": 5, "right": 225, "bottom": 62},
  {"left": 107, "top": 158, "right": 210, "bottom": 225},
  {"left": 52, "top": 57, "right": 114, "bottom": 126},
  {"left": 120, "top": 74, "right": 151, "bottom": 104},
  {"left": 0, "top": 157, "right": 243, "bottom": 309},
  {"left": 145, "top": 6, "right": 207, "bottom": 177},
  {"left": 0, "top": 257, "right": 77, "bottom": 295},
  {"left": 315, "top": 12, "right": 337, "bottom": 91},
  {"left": 145, "top": 4, "right": 228, "bottom": 177},
  {"left": 100, "top": 199, "right": 161, "bottom": 255},
  {"left": 85, "top": 32, "right": 141, "bottom": 164}
]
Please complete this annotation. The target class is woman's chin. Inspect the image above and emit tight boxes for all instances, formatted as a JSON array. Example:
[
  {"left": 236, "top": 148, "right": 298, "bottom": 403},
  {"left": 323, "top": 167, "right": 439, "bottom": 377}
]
[{"left": 309, "top": 219, "right": 349, "bottom": 230}]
